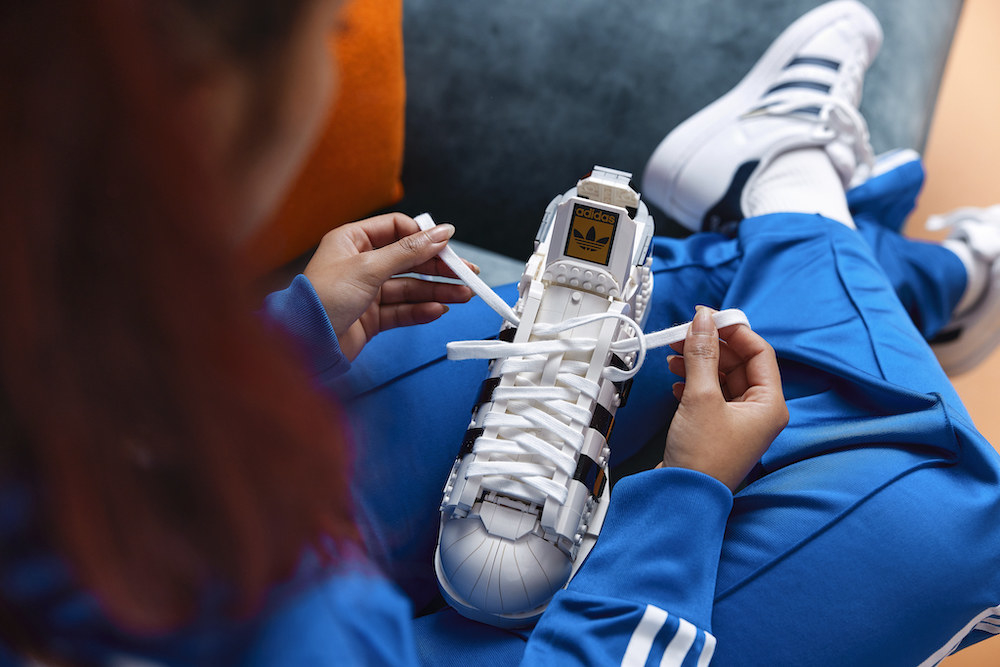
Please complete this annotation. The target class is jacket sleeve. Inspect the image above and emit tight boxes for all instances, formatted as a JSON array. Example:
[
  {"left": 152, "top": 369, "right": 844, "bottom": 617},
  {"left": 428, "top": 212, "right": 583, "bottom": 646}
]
[
  {"left": 522, "top": 467, "right": 733, "bottom": 666},
  {"left": 262, "top": 274, "right": 350, "bottom": 384},
  {"left": 244, "top": 565, "right": 421, "bottom": 667}
]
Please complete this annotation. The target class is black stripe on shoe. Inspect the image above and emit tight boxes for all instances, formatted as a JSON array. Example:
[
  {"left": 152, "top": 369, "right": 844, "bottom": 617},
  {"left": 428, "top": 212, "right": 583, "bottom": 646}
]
[
  {"left": 785, "top": 56, "right": 841, "bottom": 70},
  {"left": 473, "top": 377, "right": 501, "bottom": 412},
  {"left": 589, "top": 403, "right": 614, "bottom": 440},
  {"left": 459, "top": 427, "right": 484, "bottom": 457},
  {"left": 609, "top": 354, "right": 634, "bottom": 407},
  {"left": 765, "top": 80, "right": 832, "bottom": 96},
  {"left": 573, "top": 453, "right": 607, "bottom": 499}
]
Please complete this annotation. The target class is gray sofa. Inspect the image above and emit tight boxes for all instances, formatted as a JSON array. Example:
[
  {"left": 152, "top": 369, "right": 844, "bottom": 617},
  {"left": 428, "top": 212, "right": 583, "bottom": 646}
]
[{"left": 394, "top": 0, "right": 962, "bottom": 262}]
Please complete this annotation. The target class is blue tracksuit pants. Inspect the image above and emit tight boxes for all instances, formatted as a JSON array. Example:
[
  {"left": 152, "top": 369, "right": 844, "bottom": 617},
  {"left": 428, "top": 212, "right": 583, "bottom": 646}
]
[{"left": 337, "top": 161, "right": 1000, "bottom": 665}]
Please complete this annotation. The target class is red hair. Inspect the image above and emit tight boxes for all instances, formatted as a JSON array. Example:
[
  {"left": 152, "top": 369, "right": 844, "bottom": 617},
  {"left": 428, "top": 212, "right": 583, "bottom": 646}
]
[{"left": 0, "top": 0, "right": 356, "bottom": 634}]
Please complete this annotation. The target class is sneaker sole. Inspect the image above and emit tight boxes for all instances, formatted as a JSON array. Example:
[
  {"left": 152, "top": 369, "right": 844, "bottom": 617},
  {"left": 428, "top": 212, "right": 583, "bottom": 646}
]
[{"left": 933, "top": 258, "right": 1000, "bottom": 376}]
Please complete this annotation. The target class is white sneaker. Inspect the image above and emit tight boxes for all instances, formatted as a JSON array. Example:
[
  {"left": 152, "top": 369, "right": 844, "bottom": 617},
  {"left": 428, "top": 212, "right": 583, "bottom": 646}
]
[
  {"left": 416, "top": 170, "right": 749, "bottom": 628},
  {"left": 927, "top": 206, "right": 1000, "bottom": 375},
  {"left": 643, "top": 0, "right": 882, "bottom": 233},
  {"left": 430, "top": 167, "right": 653, "bottom": 627}
]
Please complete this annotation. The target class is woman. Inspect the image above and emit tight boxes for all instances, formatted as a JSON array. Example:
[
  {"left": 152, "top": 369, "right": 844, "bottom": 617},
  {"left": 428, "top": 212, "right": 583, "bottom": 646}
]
[{"left": 0, "top": 0, "right": 786, "bottom": 664}]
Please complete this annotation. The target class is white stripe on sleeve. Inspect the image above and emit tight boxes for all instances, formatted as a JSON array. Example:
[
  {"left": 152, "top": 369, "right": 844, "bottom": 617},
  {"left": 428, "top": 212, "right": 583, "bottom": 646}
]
[
  {"left": 659, "top": 617, "right": 696, "bottom": 667},
  {"left": 697, "top": 632, "right": 717, "bottom": 667},
  {"left": 621, "top": 605, "right": 669, "bottom": 667}
]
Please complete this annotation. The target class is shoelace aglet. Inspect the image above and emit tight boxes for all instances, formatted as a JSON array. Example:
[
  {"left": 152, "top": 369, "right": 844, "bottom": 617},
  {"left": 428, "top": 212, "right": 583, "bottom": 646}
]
[{"left": 415, "top": 213, "right": 521, "bottom": 326}]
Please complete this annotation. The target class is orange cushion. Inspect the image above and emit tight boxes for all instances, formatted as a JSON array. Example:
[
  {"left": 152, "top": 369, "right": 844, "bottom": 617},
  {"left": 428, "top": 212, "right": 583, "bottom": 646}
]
[{"left": 246, "top": 0, "right": 405, "bottom": 272}]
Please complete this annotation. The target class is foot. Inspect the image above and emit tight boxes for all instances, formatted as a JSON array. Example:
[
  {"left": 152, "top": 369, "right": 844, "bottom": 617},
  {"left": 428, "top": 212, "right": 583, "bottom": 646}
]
[
  {"left": 642, "top": 0, "right": 882, "bottom": 234},
  {"left": 433, "top": 167, "right": 655, "bottom": 627},
  {"left": 927, "top": 206, "right": 1000, "bottom": 375}
]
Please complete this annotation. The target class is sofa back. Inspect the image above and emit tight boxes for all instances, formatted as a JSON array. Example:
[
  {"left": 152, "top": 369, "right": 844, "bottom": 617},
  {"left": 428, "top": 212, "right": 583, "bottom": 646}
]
[{"left": 397, "top": 0, "right": 962, "bottom": 256}]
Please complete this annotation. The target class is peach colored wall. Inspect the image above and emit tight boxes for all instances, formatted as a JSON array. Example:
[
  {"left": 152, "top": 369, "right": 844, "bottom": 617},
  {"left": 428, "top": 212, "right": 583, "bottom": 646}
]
[{"left": 909, "top": 0, "right": 1000, "bottom": 664}]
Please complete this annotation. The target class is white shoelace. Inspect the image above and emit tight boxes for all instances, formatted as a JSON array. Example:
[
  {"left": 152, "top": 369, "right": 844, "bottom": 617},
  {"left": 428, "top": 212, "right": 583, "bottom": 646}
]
[
  {"left": 749, "top": 92, "right": 875, "bottom": 187},
  {"left": 415, "top": 213, "right": 749, "bottom": 505}
]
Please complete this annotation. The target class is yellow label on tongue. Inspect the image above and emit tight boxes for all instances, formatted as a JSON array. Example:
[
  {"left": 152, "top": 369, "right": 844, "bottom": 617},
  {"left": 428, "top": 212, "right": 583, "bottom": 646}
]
[{"left": 564, "top": 203, "right": 617, "bottom": 266}]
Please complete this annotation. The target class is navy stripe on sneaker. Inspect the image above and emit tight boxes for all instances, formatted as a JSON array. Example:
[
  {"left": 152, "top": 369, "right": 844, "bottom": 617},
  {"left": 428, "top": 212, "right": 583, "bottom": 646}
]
[
  {"left": 765, "top": 80, "right": 832, "bottom": 95},
  {"left": 785, "top": 56, "right": 841, "bottom": 70}
]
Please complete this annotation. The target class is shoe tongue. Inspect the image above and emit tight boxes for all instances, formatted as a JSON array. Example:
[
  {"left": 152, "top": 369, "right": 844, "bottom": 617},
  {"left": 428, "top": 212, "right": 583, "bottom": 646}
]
[
  {"left": 541, "top": 168, "right": 640, "bottom": 297},
  {"left": 544, "top": 197, "right": 635, "bottom": 297}
]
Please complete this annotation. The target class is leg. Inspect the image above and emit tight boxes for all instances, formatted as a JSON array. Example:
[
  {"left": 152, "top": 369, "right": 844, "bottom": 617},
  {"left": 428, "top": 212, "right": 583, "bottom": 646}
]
[
  {"left": 707, "top": 215, "right": 1000, "bottom": 666},
  {"left": 847, "top": 152, "right": 968, "bottom": 339},
  {"left": 855, "top": 217, "right": 965, "bottom": 340}
]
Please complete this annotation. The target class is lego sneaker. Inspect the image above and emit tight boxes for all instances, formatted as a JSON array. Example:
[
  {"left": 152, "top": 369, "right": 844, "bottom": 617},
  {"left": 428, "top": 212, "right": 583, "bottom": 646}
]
[
  {"left": 416, "top": 168, "right": 748, "bottom": 627},
  {"left": 643, "top": 0, "right": 882, "bottom": 234},
  {"left": 926, "top": 206, "right": 1000, "bottom": 376}
]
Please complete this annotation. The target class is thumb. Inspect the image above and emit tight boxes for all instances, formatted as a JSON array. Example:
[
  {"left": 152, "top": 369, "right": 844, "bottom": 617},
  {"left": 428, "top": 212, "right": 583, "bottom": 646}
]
[
  {"left": 682, "top": 306, "right": 724, "bottom": 402},
  {"left": 364, "top": 224, "right": 455, "bottom": 284}
]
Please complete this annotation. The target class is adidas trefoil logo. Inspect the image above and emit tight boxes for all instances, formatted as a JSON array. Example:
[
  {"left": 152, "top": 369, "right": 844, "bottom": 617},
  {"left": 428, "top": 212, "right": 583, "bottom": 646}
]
[{"left": 572, "top": 226, "right": 610, "bottom": 253}]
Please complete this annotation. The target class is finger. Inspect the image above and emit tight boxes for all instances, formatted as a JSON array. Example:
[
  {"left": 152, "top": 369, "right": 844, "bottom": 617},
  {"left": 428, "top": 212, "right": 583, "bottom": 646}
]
[
  {"left": 360, "top": 225, "right": 457, "bottom": 286},
  {"left": 670, "top": 325, "right": 746, "bottom": 373},
  {"left": 670, "top": 355, "right": 729, "bottom": 389},
  {"left": 719, "top": 323, "right": 770, "bottom": 362},
  {"left": 346, "top": 212, "right": 423, "bottom": 251},
  {"left": 379, "top": 302, "right": 450, "bottom": 332},
  {"left": 743, "top": 342, "right": 783, "bottom": 398},
  {"left": 725, "top": 326, "right": 782, "bottom": 394},
  {"left": 406, "top": 255, "right": 480, "bottom": 279},
  {"left": 671, "top": 330, "right": 740, "bottom": 368},
  {"left": 715, "top": 338, "right": 747, "bottom": 374},
  {"left": 380, "top": 277, "right": 474, "bottom": 305},
  {"left": 353, "top": 216, "right": 479, "bottom": 282},
  {"left": 723, "top": 361, "right": 751, "bottom": 398},
  {"left": 672, "top": 381, "right": 685, "bottom": 402},
  {"left": 679, "top": 306, "right": 725, "bottom": 404},
  {"left": 667, "top": 354, "right": 684, "bottom": 377}
]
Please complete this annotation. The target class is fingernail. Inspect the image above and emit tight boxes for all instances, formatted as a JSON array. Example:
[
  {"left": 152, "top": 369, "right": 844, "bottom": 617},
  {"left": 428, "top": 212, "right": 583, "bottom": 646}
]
[
  {"left": 692, "top": 306, "right": 715, "bottom": 334},
  {"left": 427, "top": 223, "right": 455, "bottom": 243}
]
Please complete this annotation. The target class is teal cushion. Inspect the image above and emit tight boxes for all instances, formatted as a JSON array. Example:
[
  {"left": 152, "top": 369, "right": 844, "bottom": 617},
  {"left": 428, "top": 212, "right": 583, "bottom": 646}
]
[{"left": 398, "top": 0, "right": 962, "bottom": 255}]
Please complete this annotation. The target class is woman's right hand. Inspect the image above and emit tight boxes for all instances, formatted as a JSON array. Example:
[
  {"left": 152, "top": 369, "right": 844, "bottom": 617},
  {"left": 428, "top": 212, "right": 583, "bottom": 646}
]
[
  {"left": 303, "top": 212, "right": 475, "bottom": 361},
  {"left": 662, "top": 306, "right": 788, "bottom": 492}
]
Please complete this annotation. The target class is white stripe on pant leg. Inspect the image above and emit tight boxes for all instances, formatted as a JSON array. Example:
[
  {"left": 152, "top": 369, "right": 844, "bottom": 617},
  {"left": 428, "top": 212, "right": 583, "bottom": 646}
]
[
  {"left": 974, "top": 622, "right": 1000, "bottom": 635},
  {"left": 622, "top": 605, "right": 669, "bottom": 667},
  {"left": 696, "top": 633, "right": 717, "bottom": 667},
  {"left": 918, "top": 604, "right": 1000, "bottom": 666},
  {"left": 659, "top": 617, "right": 697, "bottom": 667}
]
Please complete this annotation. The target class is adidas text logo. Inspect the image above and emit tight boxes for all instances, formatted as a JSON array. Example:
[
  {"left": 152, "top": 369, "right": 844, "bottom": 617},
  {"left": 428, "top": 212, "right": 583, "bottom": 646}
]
[{"left": 575, "top": 207, "right": 618, "bottom": 224}]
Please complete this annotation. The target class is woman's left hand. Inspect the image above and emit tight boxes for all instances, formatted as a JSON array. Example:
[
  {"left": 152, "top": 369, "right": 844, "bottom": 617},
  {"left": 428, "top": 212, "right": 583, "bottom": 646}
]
[
  {"left": 303, "top": 212, "right": 476, "bottom": 361},
  {"left": 661, "top": 306, "right": 788, "bottom": 491}
]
